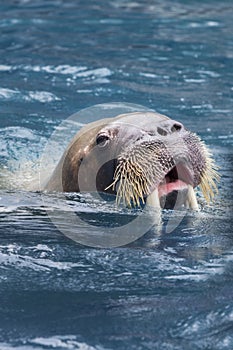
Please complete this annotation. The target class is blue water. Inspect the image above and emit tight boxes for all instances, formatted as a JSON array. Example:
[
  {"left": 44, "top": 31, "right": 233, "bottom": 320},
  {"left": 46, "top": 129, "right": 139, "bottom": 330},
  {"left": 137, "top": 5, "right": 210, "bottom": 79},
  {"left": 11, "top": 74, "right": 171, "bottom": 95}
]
[{"left": 0, "top": 0, "right": 233, "bottom": 349}]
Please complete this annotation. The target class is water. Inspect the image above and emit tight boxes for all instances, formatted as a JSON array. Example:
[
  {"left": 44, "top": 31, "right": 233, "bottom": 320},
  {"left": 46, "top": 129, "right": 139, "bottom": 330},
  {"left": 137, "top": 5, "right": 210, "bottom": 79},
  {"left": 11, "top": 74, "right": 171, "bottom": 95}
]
[{"left": 0, "top": 0, "right": 233, "bottom": 349}]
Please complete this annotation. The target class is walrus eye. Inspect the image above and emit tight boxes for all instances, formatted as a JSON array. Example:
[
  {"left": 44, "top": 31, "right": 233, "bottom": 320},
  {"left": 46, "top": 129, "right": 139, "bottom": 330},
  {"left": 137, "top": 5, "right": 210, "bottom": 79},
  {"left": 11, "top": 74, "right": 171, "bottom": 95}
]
[{"left": 96, "top": 133, "right": 110, "bottom": 148}]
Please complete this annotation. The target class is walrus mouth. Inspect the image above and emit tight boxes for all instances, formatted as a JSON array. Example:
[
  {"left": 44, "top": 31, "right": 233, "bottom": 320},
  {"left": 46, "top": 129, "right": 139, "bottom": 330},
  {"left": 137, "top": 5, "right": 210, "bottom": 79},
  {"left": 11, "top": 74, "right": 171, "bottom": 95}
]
[
  {"left": 156, "top": 163, "right": 196, "bottom": 209},
  {"left": 106, "top": 134, "right": 220, "bottom": 210},
  {"left": 109, "top": 161, "right": 199, "bottom": 210}
]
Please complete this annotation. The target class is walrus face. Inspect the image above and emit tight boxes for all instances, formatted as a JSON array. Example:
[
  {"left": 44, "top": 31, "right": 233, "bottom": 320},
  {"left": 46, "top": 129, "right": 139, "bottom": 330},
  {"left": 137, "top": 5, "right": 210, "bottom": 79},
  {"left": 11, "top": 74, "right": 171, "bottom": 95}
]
[{"left": 60, "top": 112, "right": 219, "bottom": 210}]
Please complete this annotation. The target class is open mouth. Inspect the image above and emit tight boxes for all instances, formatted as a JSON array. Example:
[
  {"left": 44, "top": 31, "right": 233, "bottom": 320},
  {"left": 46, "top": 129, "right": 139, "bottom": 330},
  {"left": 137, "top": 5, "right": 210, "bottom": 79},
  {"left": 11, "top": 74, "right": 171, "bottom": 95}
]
[{"left": 147, "top": 162, "right": 199, "bottom": 210}]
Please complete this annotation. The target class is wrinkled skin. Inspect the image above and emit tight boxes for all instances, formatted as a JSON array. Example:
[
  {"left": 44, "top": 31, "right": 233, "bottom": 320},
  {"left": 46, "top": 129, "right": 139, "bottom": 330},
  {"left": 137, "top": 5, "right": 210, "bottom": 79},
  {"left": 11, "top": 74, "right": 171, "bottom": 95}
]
[{"left": 45, "top": 112, "right": 219, "bottom": 209}]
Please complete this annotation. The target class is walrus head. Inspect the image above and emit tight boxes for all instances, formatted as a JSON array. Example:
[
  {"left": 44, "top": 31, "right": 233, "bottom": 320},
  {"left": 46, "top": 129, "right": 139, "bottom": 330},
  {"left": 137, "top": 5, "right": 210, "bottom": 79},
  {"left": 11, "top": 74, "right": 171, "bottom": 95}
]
[{"left": 46, "top": 112, "right": 219, "bottom": 210}]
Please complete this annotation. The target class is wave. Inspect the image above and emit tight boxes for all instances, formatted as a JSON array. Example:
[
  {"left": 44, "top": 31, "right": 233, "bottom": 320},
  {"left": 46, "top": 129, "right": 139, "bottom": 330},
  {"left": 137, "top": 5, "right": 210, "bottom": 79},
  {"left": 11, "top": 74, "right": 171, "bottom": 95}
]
[{"left": 0, "top": 335, "right": 105, "bottom": 350}]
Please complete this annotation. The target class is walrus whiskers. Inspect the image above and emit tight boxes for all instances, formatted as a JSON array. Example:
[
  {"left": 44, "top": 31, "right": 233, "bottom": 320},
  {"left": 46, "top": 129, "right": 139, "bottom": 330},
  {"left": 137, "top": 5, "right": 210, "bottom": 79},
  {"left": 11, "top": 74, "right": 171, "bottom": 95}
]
[
  {"left": 199, "top": 143, "right": 220, "bottom": 203},
  {"left": 106, "top": 141, "right": 172, "bottom": 207}
]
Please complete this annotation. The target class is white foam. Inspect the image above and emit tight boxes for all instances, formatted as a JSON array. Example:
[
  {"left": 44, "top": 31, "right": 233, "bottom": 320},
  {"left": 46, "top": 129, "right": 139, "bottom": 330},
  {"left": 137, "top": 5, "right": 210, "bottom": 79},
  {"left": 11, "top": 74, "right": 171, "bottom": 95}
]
[
  {"left": 206, "top": 21, "right": 219, "bottom": 27},
  {"left": 188, "top": 21, "right": 219, "bottom": 28},
  {"left": 197, "top": 70, "right": 220, "bottom": 78},
  {"left": 26, "top": 91, "right": 61, "bottom": 103},
  {"left": 30, "top": 336, "right": 100, "bottom": 349},
  {"left": 1, "top": 126, "right": 36, "bottom": 140},
  {"left": 139, "top": 72, "right": 158, "bottom": 78},
  {"left": 23, "top": 65, "right": 112, "bottom": 80},
  {"left": 184, "top": 78, "right": 206, "bottom": 83},
  {"left": 0, "top": 336, "right": 105, "bottom": 350},
  {"left": 27, "top": 64, "right": 87, "bottom": 75},
  {"left": 0, "top": 87, "right": 20, "bottom": 99},
  {"left": 0, "top": 87, "right": 60, "bottom": 102},
  {"left": 0, "top": 249, "right": 88, "bottom": 272},
  {"left": 76, "top": 67, "right": 112, "bottom": 78},
  {"left": 0, "top": 64, "right": 12, "bottom": 71}
]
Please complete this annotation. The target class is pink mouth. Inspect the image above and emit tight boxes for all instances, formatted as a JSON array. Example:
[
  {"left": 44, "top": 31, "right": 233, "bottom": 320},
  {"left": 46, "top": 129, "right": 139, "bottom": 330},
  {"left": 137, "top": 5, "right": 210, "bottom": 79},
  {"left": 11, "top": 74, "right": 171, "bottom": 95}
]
[
  {"left": 157, "top": 162, "right": 194, "bottom": 200},
  {"left": 158, "top": 179, "right": 188, "bottom": 198}
]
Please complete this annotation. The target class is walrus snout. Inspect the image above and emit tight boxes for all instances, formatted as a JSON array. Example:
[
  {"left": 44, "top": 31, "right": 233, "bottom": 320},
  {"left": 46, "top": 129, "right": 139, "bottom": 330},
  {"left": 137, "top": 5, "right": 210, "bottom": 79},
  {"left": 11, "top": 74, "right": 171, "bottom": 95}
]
[{"left": 106, "top": 117, "right": 219, "bottom": 210}]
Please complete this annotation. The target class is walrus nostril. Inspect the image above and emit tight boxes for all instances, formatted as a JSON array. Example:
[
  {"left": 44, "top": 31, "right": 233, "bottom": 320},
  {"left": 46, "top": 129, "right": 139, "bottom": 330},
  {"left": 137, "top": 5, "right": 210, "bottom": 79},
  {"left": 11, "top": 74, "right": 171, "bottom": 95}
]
[
  {"left": 171, "top": 123, "right": 183, "bottom": 132},
  {"left": 157, "top": 127, "right": 167, "bottom": 136}
]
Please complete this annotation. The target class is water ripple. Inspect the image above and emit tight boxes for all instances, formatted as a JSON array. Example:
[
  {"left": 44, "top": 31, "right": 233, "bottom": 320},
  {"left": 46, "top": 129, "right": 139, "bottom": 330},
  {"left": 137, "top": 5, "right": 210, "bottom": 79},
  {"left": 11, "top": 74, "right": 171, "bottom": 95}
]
[
  {"left": 0, "top": 87, "right": 60, "bottom": 103},
  {"left": 171, "top": 305, "right": 233, "bottom": 349}
]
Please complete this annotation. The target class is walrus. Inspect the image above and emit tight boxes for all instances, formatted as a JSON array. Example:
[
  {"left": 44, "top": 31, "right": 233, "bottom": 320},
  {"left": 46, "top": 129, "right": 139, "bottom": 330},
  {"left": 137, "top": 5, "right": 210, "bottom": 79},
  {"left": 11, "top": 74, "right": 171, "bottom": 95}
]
[{"left": 44, "top": 111, "right": 219, "bottom": 210}]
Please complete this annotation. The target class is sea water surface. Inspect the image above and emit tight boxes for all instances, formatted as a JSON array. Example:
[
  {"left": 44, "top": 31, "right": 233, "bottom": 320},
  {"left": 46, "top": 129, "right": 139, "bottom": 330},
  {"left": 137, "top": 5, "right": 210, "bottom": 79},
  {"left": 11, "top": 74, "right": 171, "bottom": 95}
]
[{"left": 0, "top": 0, "right": 233, "bottom": 349}]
